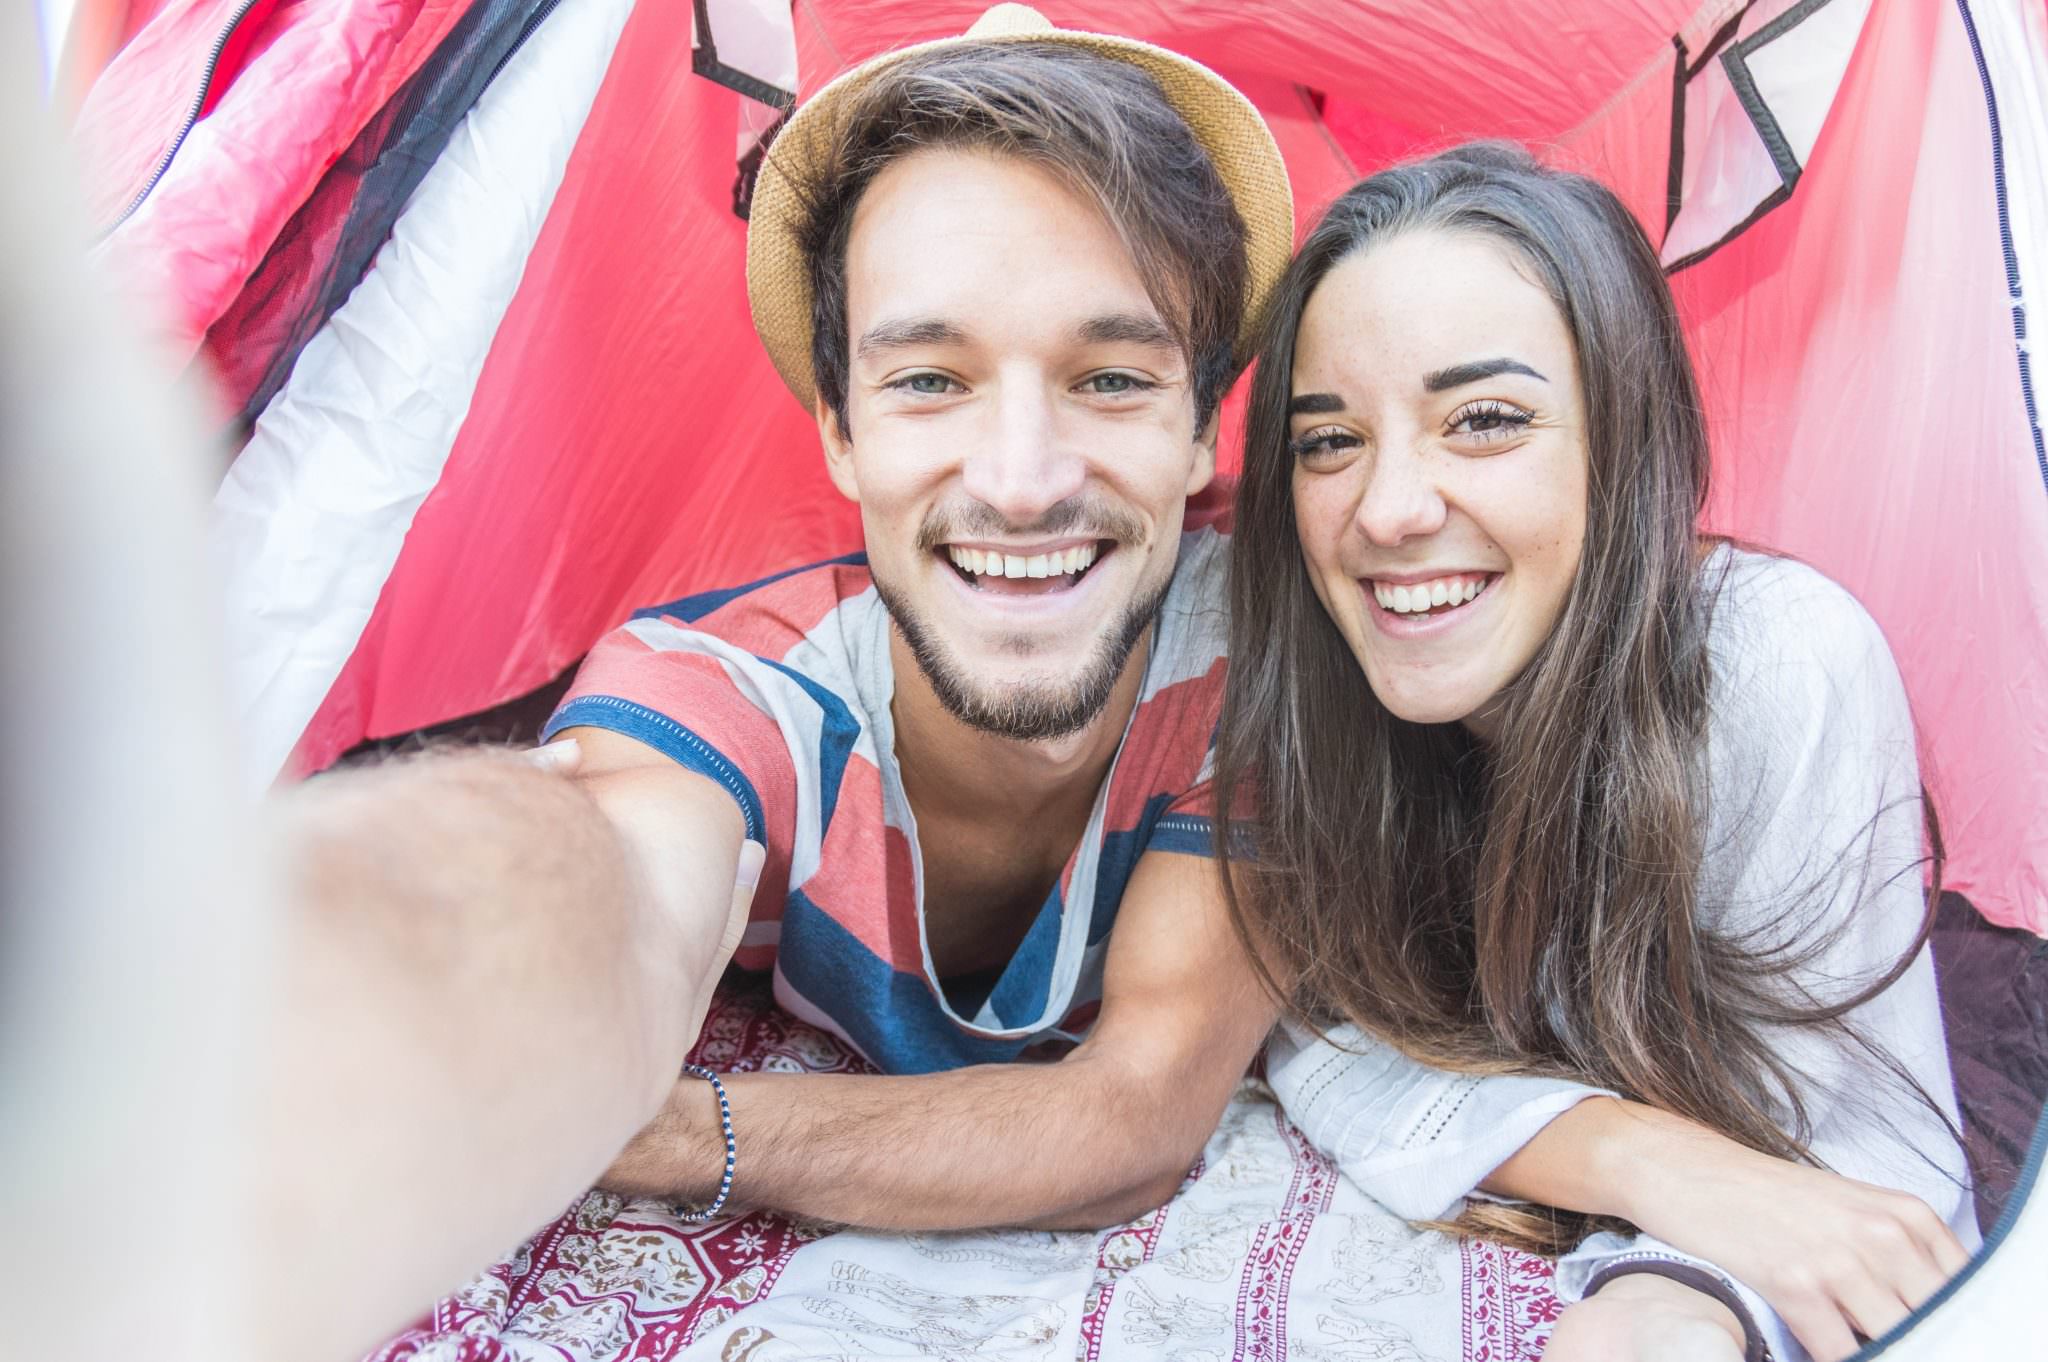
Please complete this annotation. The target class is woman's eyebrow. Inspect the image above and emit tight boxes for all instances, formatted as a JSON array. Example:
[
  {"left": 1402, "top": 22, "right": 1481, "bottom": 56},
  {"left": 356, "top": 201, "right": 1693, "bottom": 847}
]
[
  {"left": 1288, "top": 392, "right": 1346, "bottom": 415},
  {"left": 1423, "top": 358, "right": 1548, "bottom": 392}
]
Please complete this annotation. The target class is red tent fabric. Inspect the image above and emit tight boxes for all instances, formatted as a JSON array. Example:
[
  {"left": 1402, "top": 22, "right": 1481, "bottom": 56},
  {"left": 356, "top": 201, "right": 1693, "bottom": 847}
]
[{"left": 73, "top": 0, "right": 2048, "bottom": 936}]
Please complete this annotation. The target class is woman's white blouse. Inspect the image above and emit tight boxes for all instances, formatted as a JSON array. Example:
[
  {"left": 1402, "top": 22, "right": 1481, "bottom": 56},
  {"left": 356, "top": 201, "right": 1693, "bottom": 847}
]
[{"left": 1266, "top": 546, "right": 1977, "bottom": 1362}]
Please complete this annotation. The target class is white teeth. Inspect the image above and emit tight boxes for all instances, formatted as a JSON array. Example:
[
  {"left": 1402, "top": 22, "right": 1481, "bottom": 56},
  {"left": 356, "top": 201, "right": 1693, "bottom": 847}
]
[
  {"left": 949, "top": 544, "right": 1101, "bottom": 579},
  {"left": 1375, "top": 574, "right": 1491, "bottom": 614}
]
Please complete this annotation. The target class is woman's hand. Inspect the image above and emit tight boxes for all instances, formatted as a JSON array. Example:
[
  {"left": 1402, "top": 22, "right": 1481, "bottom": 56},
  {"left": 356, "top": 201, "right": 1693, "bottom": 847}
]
[
  {"left": 1545, "top": 1275, "right": 1746, "bottom": 1362},
  {"left": 1598, "top": 1102, "right": 1969, "bottom": 1361}
]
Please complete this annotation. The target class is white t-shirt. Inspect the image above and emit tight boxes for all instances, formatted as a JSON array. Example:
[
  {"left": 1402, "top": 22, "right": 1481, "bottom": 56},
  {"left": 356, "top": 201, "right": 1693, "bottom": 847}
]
[{"left": 1265, "top": 545, "right": 1974, "bottom": 1362}]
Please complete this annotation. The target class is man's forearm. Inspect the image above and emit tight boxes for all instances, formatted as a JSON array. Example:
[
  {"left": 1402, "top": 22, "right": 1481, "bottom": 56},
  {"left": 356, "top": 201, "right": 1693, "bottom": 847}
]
[
  {"left": 275, "top": 753, "right": 693, "bottom": 1158},
  {"left": 255, "top": 751, "right": 738, "bottom": 1356},
  {"left": 607, "top": 1050, "right": 1210, "bottom": 1231}
]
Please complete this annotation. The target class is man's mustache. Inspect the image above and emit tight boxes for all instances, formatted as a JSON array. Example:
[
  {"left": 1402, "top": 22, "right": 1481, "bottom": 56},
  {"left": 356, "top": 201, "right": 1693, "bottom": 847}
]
[{"left": 915, "top": 497, "right": 1145, "bottom": 551}]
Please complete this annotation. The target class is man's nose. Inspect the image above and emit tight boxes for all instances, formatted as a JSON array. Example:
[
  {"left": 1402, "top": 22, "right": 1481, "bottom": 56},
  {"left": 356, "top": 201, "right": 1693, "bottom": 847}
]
[
  {"left": 958, "top": 381, "right": 1087, "bottom": 525},
  {"left": 1353, "top": 444, "right": 1448, "bottom": 547}
]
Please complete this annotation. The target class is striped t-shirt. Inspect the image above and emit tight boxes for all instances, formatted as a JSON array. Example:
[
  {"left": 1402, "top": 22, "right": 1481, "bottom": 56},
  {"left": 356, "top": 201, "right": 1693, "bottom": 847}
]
[{"left": 544, "top": 499, "right": 1232, "bottom": 1075}]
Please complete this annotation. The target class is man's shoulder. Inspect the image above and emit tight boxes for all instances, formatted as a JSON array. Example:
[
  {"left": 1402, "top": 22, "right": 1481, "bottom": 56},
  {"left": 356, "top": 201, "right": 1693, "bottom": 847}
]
[
  {"left": 628, "top": 552, "right": 874, "bottom": 646},
  {"left": 560, "top": 551, "right": 882, "bottom": 733}
]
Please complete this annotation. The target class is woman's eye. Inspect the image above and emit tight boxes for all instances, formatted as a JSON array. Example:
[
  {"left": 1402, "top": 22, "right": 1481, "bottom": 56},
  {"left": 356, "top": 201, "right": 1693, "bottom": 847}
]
[
  {"left": 1288, "top": 429, "right": 1361, "bottom": 463},
  {"left": 1083, "top": 372, "right": 1155, "bottom": 396},
  {"left": 1449, "top": 401, "right": 1534, "bottom": 443},
  {"left": 892, "top": 373, "right": 959, "bottom": 396}
]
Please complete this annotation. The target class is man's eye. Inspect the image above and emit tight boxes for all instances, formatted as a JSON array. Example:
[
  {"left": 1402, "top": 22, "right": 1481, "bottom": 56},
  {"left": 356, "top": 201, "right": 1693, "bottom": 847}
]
[
  {"left": 893, "top": 373, "right": 957, "bottom": 395},
  {"left": 1084, "top": 373, "right": 1155, "bottom": 396}
]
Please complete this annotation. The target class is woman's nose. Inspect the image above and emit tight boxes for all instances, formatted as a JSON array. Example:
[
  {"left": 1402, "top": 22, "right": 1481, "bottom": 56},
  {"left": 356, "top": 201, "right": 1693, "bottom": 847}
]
[{"left": 1351, "top": 445, "right": 1448, "bottom": 547}]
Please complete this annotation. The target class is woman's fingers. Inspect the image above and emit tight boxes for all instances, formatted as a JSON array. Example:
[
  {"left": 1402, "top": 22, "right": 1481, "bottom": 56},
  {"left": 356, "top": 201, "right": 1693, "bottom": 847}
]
[
  {"left": 1910, "top": 1199, "right": 1972, "bottom": 1280},
  {"left": 1879, "top": 1229, "right": 1954, "bottom": 1313},
  {"left": 1764, "top": 1267, "right": 1863, "bottom": 1362},
  {"left": 1831, "top": 1273, "right": 1912, "bottom": 1348},
  {"left": 1865, "top": 1190, "right": 1967, "bottom": 1307}
]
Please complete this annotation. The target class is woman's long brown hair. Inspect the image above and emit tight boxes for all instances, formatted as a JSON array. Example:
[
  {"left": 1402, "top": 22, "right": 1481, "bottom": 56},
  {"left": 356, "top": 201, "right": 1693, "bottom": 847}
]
[{"left": 1213, "top": 143, "right": 1946, "bottom": 1255}]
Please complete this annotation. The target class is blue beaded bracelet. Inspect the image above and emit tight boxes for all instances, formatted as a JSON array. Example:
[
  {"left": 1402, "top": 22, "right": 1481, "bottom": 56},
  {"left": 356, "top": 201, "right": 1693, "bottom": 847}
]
[{"left": 674, "top": 1064, "right": 736, "bottom": 1222}]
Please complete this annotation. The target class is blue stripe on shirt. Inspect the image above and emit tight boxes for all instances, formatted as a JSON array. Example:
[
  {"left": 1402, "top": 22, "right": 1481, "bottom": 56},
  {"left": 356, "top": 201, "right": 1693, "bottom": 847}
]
[{"left": 542, "top": 694, "right": 765, "bottom": 843}]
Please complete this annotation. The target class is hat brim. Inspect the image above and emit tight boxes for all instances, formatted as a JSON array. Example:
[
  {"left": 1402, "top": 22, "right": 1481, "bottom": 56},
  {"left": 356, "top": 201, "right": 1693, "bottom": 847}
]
[{"left": 745, "top": 15, "right": 1295, "bottom": 411}]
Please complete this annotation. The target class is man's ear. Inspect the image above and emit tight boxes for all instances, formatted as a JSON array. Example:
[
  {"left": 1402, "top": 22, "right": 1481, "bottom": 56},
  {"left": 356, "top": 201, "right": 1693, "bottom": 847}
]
[
  {"left": 816, "top": 398, "right": 860, "bottom": 502},
  {"left": 1186, "top": 404, "right": 1221, "bottom": 497}
]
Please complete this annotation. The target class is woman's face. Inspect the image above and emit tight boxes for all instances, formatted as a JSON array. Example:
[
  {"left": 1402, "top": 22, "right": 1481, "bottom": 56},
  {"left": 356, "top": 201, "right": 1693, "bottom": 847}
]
[{"left": 1288, "top": 228, "right": 1588, "bottom": 739}]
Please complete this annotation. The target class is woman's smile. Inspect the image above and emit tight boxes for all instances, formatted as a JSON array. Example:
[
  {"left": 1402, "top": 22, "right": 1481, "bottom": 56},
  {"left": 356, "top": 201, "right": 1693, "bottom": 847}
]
[{"left": 1362, "top": 570, "right": 1499, "bottom": 634}]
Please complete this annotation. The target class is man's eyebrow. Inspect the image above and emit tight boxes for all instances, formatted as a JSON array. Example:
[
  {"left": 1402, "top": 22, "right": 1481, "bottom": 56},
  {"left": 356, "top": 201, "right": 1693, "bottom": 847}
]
[
  {"left": 855, "top": 317, "right": 969, "bottom": 360},
  {"left": 1423, "top": 358, "right": 1548, "bottom": 392},
  {"left": 1288, "top": 392, "right": 1346, "bottom": 416},
  {"left": 1074, "top": 312, "right": 1179, "bottom": 349}
]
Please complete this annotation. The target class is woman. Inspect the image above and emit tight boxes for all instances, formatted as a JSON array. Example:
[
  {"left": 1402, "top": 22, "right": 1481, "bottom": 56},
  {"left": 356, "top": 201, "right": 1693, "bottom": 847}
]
[{"left": 1214, "top": 143, "right": 1975, "bottom": 1362}]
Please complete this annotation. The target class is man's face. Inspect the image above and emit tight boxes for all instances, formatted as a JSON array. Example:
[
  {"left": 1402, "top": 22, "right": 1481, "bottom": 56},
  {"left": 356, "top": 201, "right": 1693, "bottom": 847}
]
[{"left": 820, "top": 147, "right": 1216, "bottom": 742}]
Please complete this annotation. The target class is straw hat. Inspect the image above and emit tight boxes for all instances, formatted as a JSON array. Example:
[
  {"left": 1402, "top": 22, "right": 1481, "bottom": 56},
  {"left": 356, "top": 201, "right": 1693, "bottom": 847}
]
[{"left": 745, "top": 2, "right": 1295, "bottom": 410}]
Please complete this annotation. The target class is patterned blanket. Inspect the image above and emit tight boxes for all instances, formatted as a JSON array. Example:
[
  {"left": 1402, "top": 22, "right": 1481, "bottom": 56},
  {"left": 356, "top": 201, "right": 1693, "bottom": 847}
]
[{"left": 367, "top": 978, "right": 1562, "bottom": 1362}]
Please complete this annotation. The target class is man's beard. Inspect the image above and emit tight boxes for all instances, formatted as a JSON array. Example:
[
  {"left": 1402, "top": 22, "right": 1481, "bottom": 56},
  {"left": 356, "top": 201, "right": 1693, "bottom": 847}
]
[{"left": 873, "top": 567, "right": 1170, "bottom": 744}]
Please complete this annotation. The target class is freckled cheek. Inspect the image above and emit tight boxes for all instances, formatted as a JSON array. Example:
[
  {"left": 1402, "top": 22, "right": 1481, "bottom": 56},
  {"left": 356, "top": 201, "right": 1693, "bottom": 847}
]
[
  {"left": 1288, "top": 481, "right": 1358, "bottom": 627},
  {"left": 1494, "top": 488, "right": 1587, "bottom": 625}
]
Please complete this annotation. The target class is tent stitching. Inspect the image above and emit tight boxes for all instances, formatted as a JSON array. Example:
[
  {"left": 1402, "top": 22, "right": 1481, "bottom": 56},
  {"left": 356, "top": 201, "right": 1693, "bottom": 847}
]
[{"left": 1953, "top": 0, "right": 2047, "bottom": 497}]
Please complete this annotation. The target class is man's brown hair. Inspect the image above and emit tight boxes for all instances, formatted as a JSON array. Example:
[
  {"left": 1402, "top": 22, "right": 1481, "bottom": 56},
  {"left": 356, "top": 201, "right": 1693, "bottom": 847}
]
[{"left": 786, "top": 40, "right": 1249, "bottom": 437}]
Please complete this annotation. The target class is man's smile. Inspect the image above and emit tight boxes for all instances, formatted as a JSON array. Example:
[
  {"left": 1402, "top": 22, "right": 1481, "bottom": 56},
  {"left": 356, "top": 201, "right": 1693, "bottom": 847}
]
[{"left": 937, "top": 538, "right": 1115, "bottom": 595}]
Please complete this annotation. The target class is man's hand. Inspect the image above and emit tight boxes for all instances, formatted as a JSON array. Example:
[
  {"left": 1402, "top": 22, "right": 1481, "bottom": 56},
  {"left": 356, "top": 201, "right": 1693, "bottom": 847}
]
[
  {"left": 1545, "top": 1275, "right": 1746, "bottom": 1362},
  {"left": 540, "top": 730, "right": 763, "bottom": 1089},
  {"left": 591, "top": 850, "right": 1278, "bottom": 1231}
]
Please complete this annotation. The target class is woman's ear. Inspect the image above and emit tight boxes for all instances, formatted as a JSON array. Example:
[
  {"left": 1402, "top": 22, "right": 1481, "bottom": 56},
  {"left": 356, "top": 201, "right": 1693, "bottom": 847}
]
[{"left": 816, "top": 399, "right": 860, "bottom": 502}]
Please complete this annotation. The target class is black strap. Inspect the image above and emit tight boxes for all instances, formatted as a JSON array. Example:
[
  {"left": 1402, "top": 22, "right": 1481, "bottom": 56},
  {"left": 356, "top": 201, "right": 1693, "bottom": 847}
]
[{"left": 1583, "top": 1259, "right": 1768, "bottom": 1362}]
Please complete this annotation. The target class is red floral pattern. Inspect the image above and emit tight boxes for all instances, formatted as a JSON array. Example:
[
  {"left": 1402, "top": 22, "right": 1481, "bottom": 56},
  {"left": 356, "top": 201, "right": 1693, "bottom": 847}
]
[{"left": 366, "top": 978, "right": 1561, "bottom": 1362}]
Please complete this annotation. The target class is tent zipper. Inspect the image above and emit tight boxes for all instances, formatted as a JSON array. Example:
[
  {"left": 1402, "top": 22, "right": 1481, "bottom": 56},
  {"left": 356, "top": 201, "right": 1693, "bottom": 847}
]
[
  {"left": 485, "top": 0, "right": 568, "bottom": 87},
  {"left": 96, "top": 0, "right": 267, "bottom": 241}
]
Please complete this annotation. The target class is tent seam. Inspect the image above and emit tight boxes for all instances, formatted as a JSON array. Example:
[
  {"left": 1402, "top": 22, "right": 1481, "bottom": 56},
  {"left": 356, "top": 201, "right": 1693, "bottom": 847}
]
[
  {"left": 1558, "top": 0, "right": 1746, "bottom": 146},
  {"left": 1953, "top": 0, "right": 2047, "bottom": 498}
]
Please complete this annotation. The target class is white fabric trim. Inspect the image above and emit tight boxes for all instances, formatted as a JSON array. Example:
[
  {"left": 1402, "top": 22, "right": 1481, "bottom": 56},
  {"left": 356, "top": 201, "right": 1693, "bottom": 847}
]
[
  {"left": 212, "top": 0, "right": 638, "bottom": 787},
  {"left": 1266, "top": 1018, "right": 1614, "bottom": 1222}
]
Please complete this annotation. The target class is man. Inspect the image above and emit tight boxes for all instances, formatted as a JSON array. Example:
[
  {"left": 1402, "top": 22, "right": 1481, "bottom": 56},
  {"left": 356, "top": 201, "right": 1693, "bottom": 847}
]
[{"left": 543, "top": 5, "right": 1292, "bottom": 1228}]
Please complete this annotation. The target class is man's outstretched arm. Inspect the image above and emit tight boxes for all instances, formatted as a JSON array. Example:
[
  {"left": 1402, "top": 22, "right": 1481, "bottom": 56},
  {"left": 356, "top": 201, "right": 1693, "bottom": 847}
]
[
  {"left": 252, "top": 739, "right": 751, "bottom": 1353},
  {"left": 0, "top": 30, "right": 757, "bottom": 1355},
  {"left": 603, "top": 847, "right": 1278, "bottom": 1230}
]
